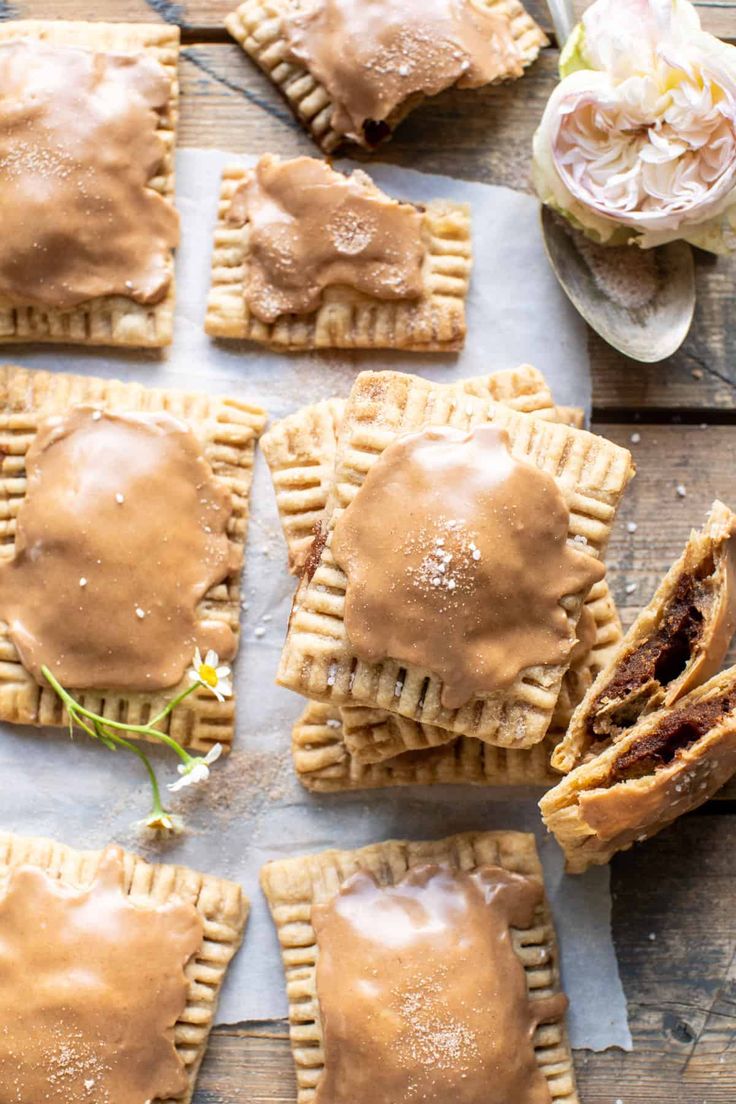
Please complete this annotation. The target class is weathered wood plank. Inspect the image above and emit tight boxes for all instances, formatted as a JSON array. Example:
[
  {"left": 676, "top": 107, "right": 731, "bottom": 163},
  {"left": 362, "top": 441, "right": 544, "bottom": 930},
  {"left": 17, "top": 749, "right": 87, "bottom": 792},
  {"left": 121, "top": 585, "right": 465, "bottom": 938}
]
[
  {"left": 4, "top": 0, "right": 735, "bottom": 41},
  {"left": 597, "top": 423, "right": 736, "bottom": 619},
  {"left": 193, "top": 816, "right": 736, "bottom": 1103}
]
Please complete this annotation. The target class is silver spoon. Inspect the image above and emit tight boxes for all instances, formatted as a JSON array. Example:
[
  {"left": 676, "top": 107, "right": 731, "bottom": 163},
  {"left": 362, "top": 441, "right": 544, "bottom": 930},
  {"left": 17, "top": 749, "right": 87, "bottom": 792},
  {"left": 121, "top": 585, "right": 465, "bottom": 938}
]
[{"left": 540, "top": 0, "right": 696, "bottom": 363}]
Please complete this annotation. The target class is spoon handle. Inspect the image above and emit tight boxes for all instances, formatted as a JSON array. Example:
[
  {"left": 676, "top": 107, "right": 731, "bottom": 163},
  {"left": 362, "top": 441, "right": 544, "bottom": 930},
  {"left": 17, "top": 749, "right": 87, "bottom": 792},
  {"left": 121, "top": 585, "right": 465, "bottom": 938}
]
[{"left": 546, "top": 0, "right": 576, "bottom": 46}]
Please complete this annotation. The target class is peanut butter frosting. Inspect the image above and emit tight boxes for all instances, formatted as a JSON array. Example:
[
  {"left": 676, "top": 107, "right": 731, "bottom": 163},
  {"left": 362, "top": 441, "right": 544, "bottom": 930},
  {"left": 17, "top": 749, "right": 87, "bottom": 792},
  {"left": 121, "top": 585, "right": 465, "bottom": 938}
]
[
  {"left": 0, "top": 39, "right": 179, "bottom": 309},
  {"left": 0, "top": 406, "right": 239, "bottom": 691},
  {"left": 228, "top": 155, "right": 425, "bottom": 323},
  {"left": 0, "top": 846, "right": 202, "bottom": 1104},
  {"left": 312, "top": 864, "right": 567, "bottom": 1104},
  {"left": 281, "top": 0, "right": 523, "bottom": 145},
  {"left": 332, "top": 425, "right": 605, "bottom": 710}
]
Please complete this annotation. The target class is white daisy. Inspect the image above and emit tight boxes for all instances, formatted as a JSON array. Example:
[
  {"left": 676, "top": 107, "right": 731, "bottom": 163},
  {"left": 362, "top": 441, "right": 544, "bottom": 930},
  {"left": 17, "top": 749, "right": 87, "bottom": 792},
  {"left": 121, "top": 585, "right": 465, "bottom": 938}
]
[
  {"left": 189, "top": 648, "right": 232, "bottom": 701},
  {"left": 167, "top": 743, "right": 223, "bottom": 792}
]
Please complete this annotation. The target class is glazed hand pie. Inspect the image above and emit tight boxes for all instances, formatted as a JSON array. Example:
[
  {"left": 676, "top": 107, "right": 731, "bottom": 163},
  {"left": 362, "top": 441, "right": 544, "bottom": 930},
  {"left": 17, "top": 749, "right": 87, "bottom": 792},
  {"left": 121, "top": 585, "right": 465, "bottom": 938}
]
[
  {"left": 0, "top": 832, "right": 248, "bottom": 1104},
  {"left": 226, "top": 0, "right": 547, "bottom": 153},
  {"left": 540, "top": 664, "right": 736, "bottom": 873},
  {"left": 278, "top": 369, "right": 633, "bottom": 750},
  {"left": 0, "top": 365, "right": 266, "bottom": 752},
  {"left": 264, "top": 368, "right": 620, "bottom": 790},
  {"left": 554, "top": 501, "right": 736, "bottom": 773},
  {"left": 206, "top": 156, "right": 471, "bottom": 351},
  {"left": 0, "top": 21, "right": 180, "bottom": 348},
  {"left": 260, "top": 365, "right": 559, "bottom": 575},
  {"left": 261, "top": 831, "right": 577, "bottom": 1104}
]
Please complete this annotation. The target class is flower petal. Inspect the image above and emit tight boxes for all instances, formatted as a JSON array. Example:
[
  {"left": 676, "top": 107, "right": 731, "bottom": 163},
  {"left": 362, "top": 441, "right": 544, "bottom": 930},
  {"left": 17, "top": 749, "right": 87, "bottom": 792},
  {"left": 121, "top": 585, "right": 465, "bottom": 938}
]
[{"left": 204, "top": 743, "right": 223, "bottom": 766}]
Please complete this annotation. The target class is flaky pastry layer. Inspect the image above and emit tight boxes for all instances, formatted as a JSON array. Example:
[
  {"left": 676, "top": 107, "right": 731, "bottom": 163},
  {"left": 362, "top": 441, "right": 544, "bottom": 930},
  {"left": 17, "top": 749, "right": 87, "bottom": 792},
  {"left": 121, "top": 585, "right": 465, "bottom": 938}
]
[
  {"left": 0, "top": 21, "right": 180, "bottom": 349},
  {"left": 0, "top": 364, "right": 267, "bottom": 752},
  {"left": 540, "top": 665, "right": 736, "bottom": 873},
  {"left": 292, "top": 700, "right": 562, "bottom": 790}
]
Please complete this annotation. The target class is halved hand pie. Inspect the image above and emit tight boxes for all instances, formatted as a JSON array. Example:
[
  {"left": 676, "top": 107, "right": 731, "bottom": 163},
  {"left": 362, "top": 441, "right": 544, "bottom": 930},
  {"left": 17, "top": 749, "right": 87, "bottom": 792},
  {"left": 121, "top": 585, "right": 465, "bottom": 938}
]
[
  {"left": 541, "top": 665, "right": 736, "bottom": 873},
  {"left": 554, "top": 501, "right": 736, "bottom": 773}
]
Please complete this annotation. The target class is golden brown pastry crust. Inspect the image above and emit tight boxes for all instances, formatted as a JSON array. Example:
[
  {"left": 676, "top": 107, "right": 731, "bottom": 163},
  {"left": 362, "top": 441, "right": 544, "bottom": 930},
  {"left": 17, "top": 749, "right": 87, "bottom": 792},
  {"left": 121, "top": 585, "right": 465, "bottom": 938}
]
[
  {"left": 0, "top": 364, "right": 267, "bottom": 752},
  {"left": 0, "top": 831, "right": 248, "bottom": 1104},
  {"left": 206, "top": 164, "right": 471, "bottom": 350},
  {"left": 554, "top": 500, "right": 736, "bottom": 774},
  {"left": 540, "top": 666, "right": 736, "bottom": 874},
  {"left": 225, "top": 0, "right": 547, "bottom": 153},
  {"left": 260, "top": 366, "right": 557, "bottom": 575},
  {"left": 277, "top": 370, "right": 633, "bottom": 748},
  {"left": 260, "top": 831, "right": 577, "bottom": 1104},
  {"left": 292, "top": 700, "right": 562, "bottom": 790},
  {"left": 0, "top": 21, "right": 179, "bottom": 349}
]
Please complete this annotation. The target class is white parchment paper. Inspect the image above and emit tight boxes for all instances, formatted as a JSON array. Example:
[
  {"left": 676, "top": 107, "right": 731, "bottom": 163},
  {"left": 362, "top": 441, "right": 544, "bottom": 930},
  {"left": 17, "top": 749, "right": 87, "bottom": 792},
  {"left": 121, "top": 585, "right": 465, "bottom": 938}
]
[{"left": 0, "top": 149, "right": 631, "bottom": 1051}]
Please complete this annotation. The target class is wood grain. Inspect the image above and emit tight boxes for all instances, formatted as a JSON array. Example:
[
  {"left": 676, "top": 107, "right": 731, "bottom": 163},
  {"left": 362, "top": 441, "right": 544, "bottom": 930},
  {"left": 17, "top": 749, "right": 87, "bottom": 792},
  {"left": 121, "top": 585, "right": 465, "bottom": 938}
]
[{"left": 7, "top": 0, "right": 734, "bottom": 40}]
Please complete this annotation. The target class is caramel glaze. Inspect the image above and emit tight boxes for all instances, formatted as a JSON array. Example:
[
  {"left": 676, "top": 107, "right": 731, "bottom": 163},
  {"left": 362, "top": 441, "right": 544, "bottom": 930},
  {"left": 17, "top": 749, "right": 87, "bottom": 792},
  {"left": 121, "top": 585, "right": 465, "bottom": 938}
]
[
  {"left": 228, "top": 155, "right": 424, "bottom": 323},
  {"left": 332, "top": 425, "right": 605, "bottom": 710},
  {"left": 312, "top": 864, "right": 567, "bottom": 1104},
  {"left": 0, "top": 846, "right": 202, "bottom": 1104},
  {"left": 0, "top": 39, "right": 179, "bottom": 309},
  {"left": 282, "top": 0, "right": 523, "bottom": 145},
  {"left": 0, "top": 407, "right": 239, "bottom": 691}
]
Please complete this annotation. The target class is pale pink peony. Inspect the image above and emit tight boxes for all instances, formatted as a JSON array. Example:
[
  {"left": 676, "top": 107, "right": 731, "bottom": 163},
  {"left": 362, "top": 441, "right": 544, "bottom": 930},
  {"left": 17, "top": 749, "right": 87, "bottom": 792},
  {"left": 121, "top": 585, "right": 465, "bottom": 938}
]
[{"left": 533, "top": 0, "right": 736, "bottom": 250}]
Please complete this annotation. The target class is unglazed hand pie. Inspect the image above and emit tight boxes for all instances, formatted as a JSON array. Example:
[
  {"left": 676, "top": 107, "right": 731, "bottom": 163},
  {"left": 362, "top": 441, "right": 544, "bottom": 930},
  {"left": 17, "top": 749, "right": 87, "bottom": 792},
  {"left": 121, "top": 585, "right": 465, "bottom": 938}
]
[
  {"left": 0, "top": 21, "right": 180, "bottom": 348},
  {"left": 260, "top": 365, "right": 560, "bottom": 575},
  {"left": 292, "top": 700, "right": 562, "bottom": 791},
  {"left": 0, "top": 832, "right": 248, "bottom": 1104},
  {"left": 225, "top": 0, "right": 547, "bottom": 153},
  {"left": 206, "top": 156, "right": 471, "bottom": 350},
  {"left": 554, "top": 501, "right": 736, "bottom": 773},
  {"left": 278, "top": 370, "right": 633, "bottom": 749},
  {"left": 0, "top": 365, "right": 267, "bottom": 752},
  {"left": 540, "top": 665, "right": 736, "bottom": 873},
  {"left": 261, "top": 831, "right": 577, "bottom": 1104}
]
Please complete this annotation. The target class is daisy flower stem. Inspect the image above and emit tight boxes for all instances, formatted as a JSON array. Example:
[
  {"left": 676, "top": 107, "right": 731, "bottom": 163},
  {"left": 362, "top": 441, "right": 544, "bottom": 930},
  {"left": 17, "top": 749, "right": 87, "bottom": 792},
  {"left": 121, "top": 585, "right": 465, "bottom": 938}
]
[
  {"left": 109, "top": 732, "right": 168, "bottom": 819},
  {"left": 41, "top": 666, "right": 196, "bottom": 767},
  {"left": 40, "top": 651, "right": 231, "bottom": 827},
  {"left": 148, "top": 682, "right": 200, "bottom": 728}
]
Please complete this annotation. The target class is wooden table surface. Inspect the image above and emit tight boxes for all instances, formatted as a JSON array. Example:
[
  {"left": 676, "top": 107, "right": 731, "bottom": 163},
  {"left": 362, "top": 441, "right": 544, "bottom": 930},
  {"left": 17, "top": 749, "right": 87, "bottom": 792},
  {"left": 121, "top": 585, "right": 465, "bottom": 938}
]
[{"left": 6, "top": 1, "right": 736, "bottom": 1100}]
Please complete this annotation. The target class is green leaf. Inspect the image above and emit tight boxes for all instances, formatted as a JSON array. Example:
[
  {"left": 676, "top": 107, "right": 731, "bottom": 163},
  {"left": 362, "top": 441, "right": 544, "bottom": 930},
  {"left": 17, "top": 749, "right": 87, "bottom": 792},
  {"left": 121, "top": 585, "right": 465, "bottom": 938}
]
[{"left": 559, "top": 23, "right": 589, "bottom": 79}]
